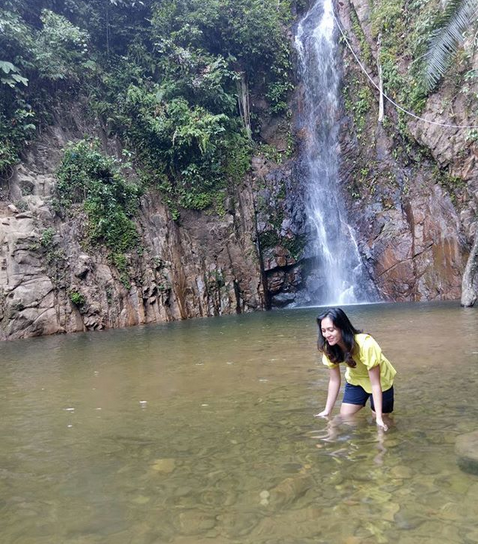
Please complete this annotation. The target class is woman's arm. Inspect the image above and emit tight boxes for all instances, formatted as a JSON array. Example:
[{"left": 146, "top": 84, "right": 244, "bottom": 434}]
[
  {"left": 368, "top": 365, "right": 388, "bottom": 431},
  {"left": 316, "top": 365, "right": 341, "bottom": 417}
]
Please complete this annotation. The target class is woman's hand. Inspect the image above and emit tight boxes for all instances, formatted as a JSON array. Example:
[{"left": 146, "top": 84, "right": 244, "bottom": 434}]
[
  {"left": 376, "top": 418, "right": 388, "bottom": 431},
  {"left": 316, "top": 366, "right": 341, "bottom": 419}
]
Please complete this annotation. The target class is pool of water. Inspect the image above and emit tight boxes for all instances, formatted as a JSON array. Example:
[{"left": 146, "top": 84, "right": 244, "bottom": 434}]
[{"left": 1, "top": 302, "right": 477, "bottom": 543}]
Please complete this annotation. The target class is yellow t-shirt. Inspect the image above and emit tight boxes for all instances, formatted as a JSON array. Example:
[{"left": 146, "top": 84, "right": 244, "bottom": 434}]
[{"left": 322, "top": 333, "right": 396, "bottom": 394}]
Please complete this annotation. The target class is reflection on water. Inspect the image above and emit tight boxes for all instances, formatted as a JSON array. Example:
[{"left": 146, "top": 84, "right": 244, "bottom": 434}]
[{"left": 1, "top": 302, "right": 477, "bottom": 543}]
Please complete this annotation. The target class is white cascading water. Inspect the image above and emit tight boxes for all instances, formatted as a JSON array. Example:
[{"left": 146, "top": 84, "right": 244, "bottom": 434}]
[{"left": 294, "top": 0, "right": 377, "bottom": 305}]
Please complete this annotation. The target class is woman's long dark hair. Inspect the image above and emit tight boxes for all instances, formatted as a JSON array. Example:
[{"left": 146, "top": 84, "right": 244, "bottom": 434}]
[{"left": 317, "top": 308, "right": 361, "bottom": 368}]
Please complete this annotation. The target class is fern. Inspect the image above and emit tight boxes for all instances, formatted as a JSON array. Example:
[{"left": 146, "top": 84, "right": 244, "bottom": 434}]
[{"left": 423, "top": 0, "right": 478, "bottom": 92}]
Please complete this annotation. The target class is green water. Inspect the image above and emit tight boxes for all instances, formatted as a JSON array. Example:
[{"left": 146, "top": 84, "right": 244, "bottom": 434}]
[{"left": 1, "top": 302, "right": 477, "bottom": 544}]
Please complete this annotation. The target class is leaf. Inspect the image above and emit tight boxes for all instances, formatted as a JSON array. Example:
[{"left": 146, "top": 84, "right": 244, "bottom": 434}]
[
  {"left": 11, "top": 73, "right": 29, "bottom": 86},
  {"left": 83, "top": 60, "right": 97, "bottom": 70},
  {"left": 423, "top": 0, "right": 478, "bottom": 92},
  {"left": 0, "top": 61, "right": 16, "bottom": 74}
]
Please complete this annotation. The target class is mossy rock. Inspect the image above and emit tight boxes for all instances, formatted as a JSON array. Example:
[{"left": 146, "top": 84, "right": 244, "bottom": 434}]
[{"left": 455, "top": 431, "right": 478, "bottom": 475}]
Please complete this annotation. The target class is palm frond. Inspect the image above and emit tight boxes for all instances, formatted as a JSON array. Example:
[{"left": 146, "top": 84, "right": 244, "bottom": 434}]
[{"left": 423, "top": 0, "right": 478, "bottom": 92}]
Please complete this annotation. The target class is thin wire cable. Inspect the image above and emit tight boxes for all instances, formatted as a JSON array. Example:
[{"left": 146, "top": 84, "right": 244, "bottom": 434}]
[{"left": 332, "top": 10, "right": 478, "bottom": 130}]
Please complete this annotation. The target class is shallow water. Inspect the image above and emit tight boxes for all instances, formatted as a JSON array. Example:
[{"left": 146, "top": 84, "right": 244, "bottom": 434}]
[{"left": 1, "top": 302, "right": 477, "bottom": 544}]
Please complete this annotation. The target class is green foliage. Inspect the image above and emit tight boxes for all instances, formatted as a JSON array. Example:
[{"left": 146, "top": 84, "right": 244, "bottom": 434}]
[
  {"left": 259, "top": 229, "right": 280, "bottom": 251},
  {"left": 0, "top": 9, "right": 36, "bottom": 173},
  {"left": 34, "top": 10, "right": 90, "bottom": 82},
  {"left": 266, "top": 79, "right": 295, "bottom": 114},
  {"left": 349, "top": 5, "right": 373, "bottom": 66},
  {"left": 371, "top": 0, "right": 404, "bottom": 37},
  {"left": 0, "top": 61, "right": 28, "bottom": 87},
  {"left": 422, "top": 0, "right": 478, "bottom": 92},
  {"left": 154, "top": 43, "right": 238, "bottom": 114},
  {"left": 56, "top": 138, "right": 142, "bottom": 263},
  {"left": 69, "top": 290, "right": 86, "bottom": 306},
  {"left": 40, "top": 227, "right": 55, "bottom": 248},
  {"left": 151, "top": 0, "right": 292, "bottom": 77},
  {"left": 434, "top": 165, "right": 467, "bottom": 204},
  {"left": 369, "top": 0, "right": 430, "bottom": 121},
  {"left": 117, "top": 84, "right": 252, "bottom": 214},
  {"left": 1, "top": 0, "right": 293, "bottom": 219},
  {"left": 151, "top": 0, "right": 294, "bottom": 113},
  {"left": 371, "top": 0, "right": 478, "bottom": 122},
  {"left": 0, "top": 101, "right": 35, "bottom": 172},
  {"left": 343, "top": 76, "right": 373, "bottom": 138},
  {"left": 0, "top": 5, "right": 91, "bottom": 174}
]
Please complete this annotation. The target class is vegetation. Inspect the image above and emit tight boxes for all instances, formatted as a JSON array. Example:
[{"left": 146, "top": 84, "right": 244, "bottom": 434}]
[
  {"left": 69, "top": 290, "right": 86, "bottom": 307},
  {"left": 0, "top": 0, "right": 296, "bottom": 217},
  {"left": 370, "top": 0, "right": 428, "bottom": 115},
  {"left": 422, "top": 0, "right": 478, "bottom": 92},
  {"left": 55, "top": 138, "right": 142, "bottom": 285},
  {"left": 369, "top": 0, "right": 478, "bottom": 114}
]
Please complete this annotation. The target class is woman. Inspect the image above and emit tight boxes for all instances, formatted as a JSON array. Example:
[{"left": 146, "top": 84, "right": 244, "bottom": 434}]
[{"left": 315, "top": 308, "right": 396, "bottom": 431}]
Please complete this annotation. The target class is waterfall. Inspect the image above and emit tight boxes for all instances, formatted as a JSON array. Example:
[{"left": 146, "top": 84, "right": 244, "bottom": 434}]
[{"left": 294, "top": 0, "right": 377, "bottom": 305}]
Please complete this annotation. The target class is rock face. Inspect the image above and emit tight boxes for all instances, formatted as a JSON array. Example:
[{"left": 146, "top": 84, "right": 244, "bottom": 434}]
[
  {"left": 0, "top": 113, "right": 263, "bottom": 341},
  {"left": 456, "top": 431, "right": 478, "bottom": 475},
  {"left": 332, "top": 0, "right": 476, "bottom": 303}
]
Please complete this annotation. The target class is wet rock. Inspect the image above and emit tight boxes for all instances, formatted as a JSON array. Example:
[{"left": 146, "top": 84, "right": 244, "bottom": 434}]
[
  {"left": 402, "top": 520, "right": 462, "bottom": 543},
  {"left": 436, "top": 501, "right": 463, "bottom": 522},
  {"left": 466, "top": 481, "right": 478, "bottom": 500},
  {"left": 268, "top": 475, "right": 313, "bottom": 509},
  {"left": 176, "top": 510, "right": 216, "bottom": 535},
  {"left": 217, "top": 512, "right": 261, "bottom": 538},
  {"left": 394, "top": 507, "right": 424, "bottom": 530},
  {"left": 327, "top": 471, "right": 344, "bottom": 486},
  {"left": 151, "top": 458, "right": 176, "bottom": 474},
  {"left": 455, "top": 430, "right": 478, "bottom": 474},
  {"left": 132, "top": 495, "right": 150, "bottom": 505},
  {"left": 199, "top": 488, "right": 236, "bottom": 507},
  {"left": 390, "top": 465, "right": 413, "bottom": 479},
  {"left": 73, "top": 254, "right": 92, "bottom": 279},
  {"left": 464, "top": 527, "right": 478, "bottom": 543},
  {"left": 445, "top": 473, "right": 472, "bottom": 494}
]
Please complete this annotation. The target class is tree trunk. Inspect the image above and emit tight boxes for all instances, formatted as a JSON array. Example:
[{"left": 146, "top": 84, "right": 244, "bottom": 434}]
[
  {"left": 236, "top": 72, "right": 252, "bottom": 139},
  {"left": 461, "top": 226, "right": 478, "bottom": 307}
]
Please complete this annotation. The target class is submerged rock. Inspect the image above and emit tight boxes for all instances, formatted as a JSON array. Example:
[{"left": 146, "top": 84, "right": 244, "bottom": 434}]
[
  {"left": 455, "top": 431, "right": 478, "bottom": 475},
  {"left": 151, "top": 458, "right": 176, "bottom": 474},
  {"left": 268, "top": 475, "right": 313, "bottom": 509}
]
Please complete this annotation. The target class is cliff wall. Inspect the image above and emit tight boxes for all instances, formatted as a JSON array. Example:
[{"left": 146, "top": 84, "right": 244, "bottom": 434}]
[
  {"left": 340, "top": 0, "right": 477, "bottom": 302},
  {"left": 0, "top": 107, "right": 263, "bottom": 340}
]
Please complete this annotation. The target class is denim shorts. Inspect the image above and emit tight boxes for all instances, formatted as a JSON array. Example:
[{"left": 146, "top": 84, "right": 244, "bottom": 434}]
[{"left": 343, "top": 382, "right": 394, "bottom": 413}]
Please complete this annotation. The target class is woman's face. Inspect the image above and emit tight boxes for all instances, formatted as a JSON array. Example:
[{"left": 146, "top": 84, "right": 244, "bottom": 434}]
[{"left": 320, "top": 317, "right": 343, "bottom": 347}]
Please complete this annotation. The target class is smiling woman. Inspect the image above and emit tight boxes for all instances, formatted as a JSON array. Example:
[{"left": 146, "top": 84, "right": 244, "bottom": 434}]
[{"left": 315, "top": 307, "right": 397, "bottom": 431}]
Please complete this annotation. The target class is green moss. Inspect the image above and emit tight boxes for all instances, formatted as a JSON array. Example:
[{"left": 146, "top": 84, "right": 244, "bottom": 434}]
[
  {"left": 349, "top": 5, "right": 373, "bottom": 66},
  {"left": 282, "top": 234, "right": 307, "bottom": 260},
  {"left": 434, "top": 167, "right": 467, "bottom": 205},
  {"left": 343, "top": 75, "right": 373, "bottom": 138},
  {"left": 259, "top": 230, "right": 280, "bottom": 251}
]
